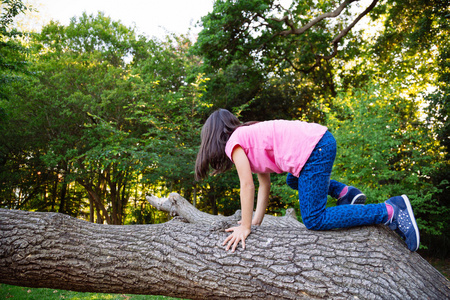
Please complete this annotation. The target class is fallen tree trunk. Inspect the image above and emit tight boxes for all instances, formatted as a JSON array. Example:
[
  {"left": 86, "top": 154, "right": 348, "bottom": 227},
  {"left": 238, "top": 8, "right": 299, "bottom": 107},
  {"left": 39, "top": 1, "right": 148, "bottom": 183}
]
[{"left": 0, "top": 193, "right": 449, "bottom": 299}]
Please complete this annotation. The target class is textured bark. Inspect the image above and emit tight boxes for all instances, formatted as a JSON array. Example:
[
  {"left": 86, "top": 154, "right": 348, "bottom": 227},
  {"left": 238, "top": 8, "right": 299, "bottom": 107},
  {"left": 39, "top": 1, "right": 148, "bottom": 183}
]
[
  {"left": 146, "top": 193, "right": 303, "bottom": 228},
  {"left": 1, "top": 195, "right": 449, "bottom": 299}
]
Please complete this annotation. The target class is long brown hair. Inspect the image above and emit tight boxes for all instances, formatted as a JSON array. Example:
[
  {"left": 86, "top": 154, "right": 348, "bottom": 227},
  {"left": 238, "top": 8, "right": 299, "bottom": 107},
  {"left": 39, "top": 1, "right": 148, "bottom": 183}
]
[{"left": 195, "top": 109, "right": 242, "bottom": 181}]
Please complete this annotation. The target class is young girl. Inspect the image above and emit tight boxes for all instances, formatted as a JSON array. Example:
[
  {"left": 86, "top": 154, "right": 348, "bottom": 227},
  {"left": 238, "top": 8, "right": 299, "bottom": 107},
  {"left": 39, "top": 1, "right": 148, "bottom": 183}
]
[{"left": 195, "top": 109, "right": 420, "bottom": 253}]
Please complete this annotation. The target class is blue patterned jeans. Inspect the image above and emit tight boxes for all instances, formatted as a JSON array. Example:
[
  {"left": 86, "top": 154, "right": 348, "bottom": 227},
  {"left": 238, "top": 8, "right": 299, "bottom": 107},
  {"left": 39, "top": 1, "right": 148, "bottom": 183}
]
[{"left": 286, "top": 131, "right": 388, "bottom": 230}]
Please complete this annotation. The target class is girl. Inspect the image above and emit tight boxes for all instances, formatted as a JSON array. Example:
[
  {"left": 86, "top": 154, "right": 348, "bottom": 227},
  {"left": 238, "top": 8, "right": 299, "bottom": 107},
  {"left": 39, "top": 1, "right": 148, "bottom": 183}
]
[{"left": 195, "top": 109, "right": 420, "bottom": 253}]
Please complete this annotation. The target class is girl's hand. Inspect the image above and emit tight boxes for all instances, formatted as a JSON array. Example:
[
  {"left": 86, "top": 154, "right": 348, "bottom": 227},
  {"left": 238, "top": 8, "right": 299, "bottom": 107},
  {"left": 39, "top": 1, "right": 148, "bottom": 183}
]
[{"left": 223, "top": 225, "right": 251, "bottom": 252}]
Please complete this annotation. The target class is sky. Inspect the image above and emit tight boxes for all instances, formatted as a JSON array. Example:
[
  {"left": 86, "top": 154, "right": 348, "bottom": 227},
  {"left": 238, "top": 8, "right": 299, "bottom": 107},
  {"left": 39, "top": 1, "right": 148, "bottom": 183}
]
[
  {"left": 29, "top": 0, "right": 217, "bottom": 39},
  {"left": 27, "top": 0, "right": 297, "bottom": 40}
]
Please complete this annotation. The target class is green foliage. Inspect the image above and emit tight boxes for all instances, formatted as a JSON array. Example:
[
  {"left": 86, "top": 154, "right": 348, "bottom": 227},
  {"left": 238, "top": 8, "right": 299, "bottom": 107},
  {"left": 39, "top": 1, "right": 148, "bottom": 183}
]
[
  {"left": 194, "top": 0, "right": 364, "bottom": 123},
  {"left": 0, "top": 13, "right": 217, "bottom": 223},
  {"left": 195, "top": 0, "right": 360, "bottom": 73},
  {"left": 0, "top": 0, "right": 33, "bottom": 100},
  {"left": 1, "top": 13, "right": 155, "bottom": 224},
  {"left": 267, "top": 174, "right": 299, "bottom": 216},
  {"left": 365, "top": 0, "right": 450, "bottom": 254},
  {"left": 127, "top": 34, "right": 212, "bottom": 201},
  {"left": 327, "top": 81, "right": 449, "bottom": 238}
]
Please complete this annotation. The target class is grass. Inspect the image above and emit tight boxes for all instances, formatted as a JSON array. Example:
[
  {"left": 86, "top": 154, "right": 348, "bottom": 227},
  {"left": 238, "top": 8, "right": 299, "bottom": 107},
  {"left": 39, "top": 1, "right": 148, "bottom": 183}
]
[{"left": 0, "top": 284, "right": 183, "bottom": 300}]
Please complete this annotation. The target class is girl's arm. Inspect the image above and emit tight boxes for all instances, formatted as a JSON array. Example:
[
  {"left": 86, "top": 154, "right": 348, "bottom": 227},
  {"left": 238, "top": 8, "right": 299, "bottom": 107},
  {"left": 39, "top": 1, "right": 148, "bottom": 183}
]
[
  {"left": 223, "top": 146, "right": 254, "bottom": 252},
  {"left": 253, "top": 173, "right": 270, "bottom": 225}
]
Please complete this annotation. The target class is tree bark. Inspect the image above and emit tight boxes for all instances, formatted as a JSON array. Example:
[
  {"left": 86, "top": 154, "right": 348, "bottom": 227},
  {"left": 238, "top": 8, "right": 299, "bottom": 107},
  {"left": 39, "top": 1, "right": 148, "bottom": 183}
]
[{"left": 1, "top": 194, "right": 449, "bottom": 299}]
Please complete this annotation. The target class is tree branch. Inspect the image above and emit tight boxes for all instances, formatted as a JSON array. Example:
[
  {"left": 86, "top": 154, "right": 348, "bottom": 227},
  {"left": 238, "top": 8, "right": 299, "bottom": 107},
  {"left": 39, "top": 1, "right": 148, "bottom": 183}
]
[
  {"left": 273, "top": 0, "right": 358, "bottom": 36},
  {"left": 267, "top": 0, "right": 378, "bottom": 73},
  {"left": 332, "top": 0, "right": 379, "bottom": 44},
  {"left": 146, "top": 192, "right": 303, "bottom": 228}
]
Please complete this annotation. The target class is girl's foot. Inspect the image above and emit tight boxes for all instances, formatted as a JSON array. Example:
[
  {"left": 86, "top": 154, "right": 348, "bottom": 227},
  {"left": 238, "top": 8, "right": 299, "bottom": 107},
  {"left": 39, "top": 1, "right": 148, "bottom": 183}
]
[
  {"left": 385, "top": 195, "right": 420, "bottom": 252},
  {"left": 337, "top": 186, "right": 366, "bottom": 205}
]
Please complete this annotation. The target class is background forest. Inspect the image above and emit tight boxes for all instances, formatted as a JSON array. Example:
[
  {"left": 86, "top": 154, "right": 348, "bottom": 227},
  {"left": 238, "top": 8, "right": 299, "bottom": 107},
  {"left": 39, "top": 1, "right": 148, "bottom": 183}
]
[{"left": 1, "top": 0, "right": 449, "bottom": 259}]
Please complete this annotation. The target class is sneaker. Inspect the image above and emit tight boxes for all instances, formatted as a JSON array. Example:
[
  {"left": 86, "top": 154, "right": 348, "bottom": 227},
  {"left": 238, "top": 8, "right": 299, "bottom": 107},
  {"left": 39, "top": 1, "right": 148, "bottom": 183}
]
[
  {"left": 337, "top": 186, "right": 367, "bottom": 205},
  {"left": 385, "top": 195, "right": 420, "bottom": 252}
]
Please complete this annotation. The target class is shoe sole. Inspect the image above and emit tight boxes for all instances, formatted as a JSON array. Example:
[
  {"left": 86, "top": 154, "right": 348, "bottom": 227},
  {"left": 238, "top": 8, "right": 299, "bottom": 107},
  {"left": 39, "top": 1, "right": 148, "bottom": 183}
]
[
  {"left": 350, "top": 194, "right": 366, "bottom": 205},
  {"left": 401, "top": 194, "right": 420, "bottom": 252}
]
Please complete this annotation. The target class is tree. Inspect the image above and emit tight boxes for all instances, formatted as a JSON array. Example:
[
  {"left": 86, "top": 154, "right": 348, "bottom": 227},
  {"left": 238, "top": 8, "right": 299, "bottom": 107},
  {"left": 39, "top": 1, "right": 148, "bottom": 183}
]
[
  {"left": 333, "top": 0, "right": 450, "bottom": 256},
  {"left": 192, "top": 0, "right": 382, "bottom": 123},
  {"left": 0, "top": 12, "right": 154, "bottom": 224},
  {"left": 326, "top": 80, "right": 449, "bottom": 243},
  {"left": 0, "top": 12, "right": 216, "bottom": 223},
  {"left": 0, "top": 0, "right": 35, "bottom": 211},
  {"left": 127, "top": 33, "right": 213, "bottom": 207},
  {"left": 421, "top": 3, "right": 450, "bottom": 256},
  {"left": 0, "top": 0, "right": 32, "bottom": 100},
  {"left": 196, "top": 0, "right": 378, "bottom": 74},
  {"left": 1, "top": 196, "right": 450, "bottom": 299}
]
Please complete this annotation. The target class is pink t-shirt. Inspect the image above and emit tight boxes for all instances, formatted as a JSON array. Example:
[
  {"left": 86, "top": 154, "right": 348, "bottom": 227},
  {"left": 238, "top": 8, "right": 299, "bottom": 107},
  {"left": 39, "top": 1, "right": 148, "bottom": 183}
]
[{"left": 225, "top": 120, "right": 327, "bottom": 177}]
